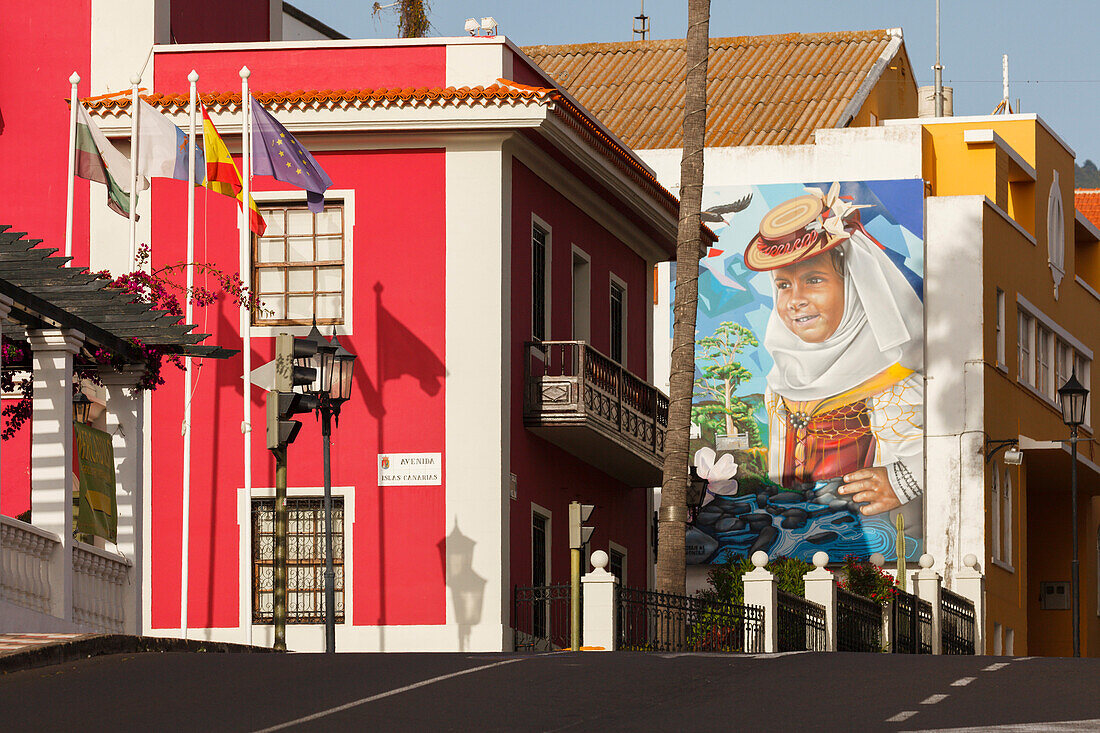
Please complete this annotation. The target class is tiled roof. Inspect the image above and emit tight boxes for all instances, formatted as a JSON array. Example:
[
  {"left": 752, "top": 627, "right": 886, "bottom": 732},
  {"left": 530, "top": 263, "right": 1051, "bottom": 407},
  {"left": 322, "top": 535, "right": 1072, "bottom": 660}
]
[
  {"left": 83, "top": 82, "right": 714, "bottom": 241},
  {"left": 1076, "top": 190, "right": 1100, "bottom": 229},
  {"left": 523, "top": 29, "right": 903, "bottom": 149},
  {"left": 82, "top": 84, "right": 553, "bottom": 115}
]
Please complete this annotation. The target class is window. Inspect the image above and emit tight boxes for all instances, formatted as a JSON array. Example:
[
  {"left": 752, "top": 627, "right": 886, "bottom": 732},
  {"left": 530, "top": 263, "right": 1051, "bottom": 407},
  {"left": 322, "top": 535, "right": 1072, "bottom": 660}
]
[
  {"left": 253, "top": 203, "right": 345, "bottom": 325},
  {"left": 532, "top": 223, "right": 549, "bottom": 342},
  {"left": 1002, "top": 467, "right": 1013, "bottom": 564},
  {"left": 1056, "top": 339, "right": 1072, "bottom": 394},
  {"left": 991, "top": 466, "right": 1001, "bottom": 561},
  {"left": 608, "top": 542, "right": 627, "bottom": 586},
  {"left": 1017, "top": 312, "right": 1032, "bottom": 384},
  {"left": 995, "top": 289, "right": 1006, "bottom": 366},
  {"left": 610, "top": 276, "right": 626, "bottom": 364},
  {"left": 571, "top": 247, "right": 591, "bottom": 342},
  {"left": 1036, "top": 326, "right": 1052, "bottom": 397},
  {"left": 252, "top": 497, "right": 344, "bottom": 624},
  {"left": 532, "top": 509, "right": 550, "bottom": 638}
]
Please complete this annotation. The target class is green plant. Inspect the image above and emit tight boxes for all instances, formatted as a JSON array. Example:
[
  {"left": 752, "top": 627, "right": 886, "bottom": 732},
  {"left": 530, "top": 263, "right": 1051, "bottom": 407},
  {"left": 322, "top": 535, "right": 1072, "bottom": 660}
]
[{"left": 837, "top": 554, "right": 898, "bottom": 605}]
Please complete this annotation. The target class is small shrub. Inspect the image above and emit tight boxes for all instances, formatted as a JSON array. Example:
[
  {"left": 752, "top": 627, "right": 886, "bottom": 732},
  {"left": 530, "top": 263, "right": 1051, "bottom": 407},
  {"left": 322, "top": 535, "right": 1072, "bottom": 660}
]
[{"left": 836, "top": 554, "right": 897, "bottom": 605}]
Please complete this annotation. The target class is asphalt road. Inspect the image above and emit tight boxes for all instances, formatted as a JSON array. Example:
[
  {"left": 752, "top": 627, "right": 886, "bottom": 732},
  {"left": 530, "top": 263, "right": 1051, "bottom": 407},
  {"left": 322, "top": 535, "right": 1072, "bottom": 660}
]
[{"left": 3, "top": 651, "right": 1100, "bottom": 732}]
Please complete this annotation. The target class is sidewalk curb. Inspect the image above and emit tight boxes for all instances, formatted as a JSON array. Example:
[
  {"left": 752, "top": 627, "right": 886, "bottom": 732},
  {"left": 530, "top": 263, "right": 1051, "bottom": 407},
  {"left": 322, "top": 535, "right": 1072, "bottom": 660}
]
[{"left": 0, "top": 634, "right": 278, "bottom": 675}]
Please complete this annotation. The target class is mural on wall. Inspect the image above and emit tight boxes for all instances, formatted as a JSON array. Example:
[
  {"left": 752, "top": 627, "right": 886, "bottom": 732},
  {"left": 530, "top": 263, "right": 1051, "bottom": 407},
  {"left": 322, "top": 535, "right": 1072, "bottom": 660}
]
[{"left": 684, "top": 179, "right": 925, "bottom": 564}]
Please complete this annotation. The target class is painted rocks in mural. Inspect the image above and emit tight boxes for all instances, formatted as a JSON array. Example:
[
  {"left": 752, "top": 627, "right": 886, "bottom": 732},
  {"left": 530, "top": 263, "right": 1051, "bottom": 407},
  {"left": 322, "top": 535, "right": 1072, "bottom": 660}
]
[{"left": 684, "top": 179, "right": 926, "bottom": 564}]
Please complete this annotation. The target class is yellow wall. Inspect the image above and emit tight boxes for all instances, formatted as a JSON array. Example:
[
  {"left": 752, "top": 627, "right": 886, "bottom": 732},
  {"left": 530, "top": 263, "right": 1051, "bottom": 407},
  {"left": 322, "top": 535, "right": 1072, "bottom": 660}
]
[
  {"left": 850, "top": 52, "right": 918, "bottom": 127},
  {"left": 929, "top": 114, "right": 1100, "bottom": 655}
]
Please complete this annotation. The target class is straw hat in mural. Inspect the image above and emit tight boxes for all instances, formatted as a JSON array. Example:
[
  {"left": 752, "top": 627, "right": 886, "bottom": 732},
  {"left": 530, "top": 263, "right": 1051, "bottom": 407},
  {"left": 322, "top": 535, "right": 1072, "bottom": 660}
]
[{"left": 743, "top": 183, "right": 870, "bottom": 272}]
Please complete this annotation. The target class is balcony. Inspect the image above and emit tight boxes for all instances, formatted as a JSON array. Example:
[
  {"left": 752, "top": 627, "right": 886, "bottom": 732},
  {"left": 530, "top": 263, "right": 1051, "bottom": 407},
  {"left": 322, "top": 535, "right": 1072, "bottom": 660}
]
[{"left": 523, "top": 341, "right": 668, "bottom": 486}]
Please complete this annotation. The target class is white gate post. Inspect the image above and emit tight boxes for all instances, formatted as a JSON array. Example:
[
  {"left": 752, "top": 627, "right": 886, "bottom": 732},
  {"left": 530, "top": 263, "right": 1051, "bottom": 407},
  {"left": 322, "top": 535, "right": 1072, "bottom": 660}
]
[
  {"left": 743, "top": 550, "right": 776, "bottom": 653},
  {"left": 99, "top": 365, "right": 145, "bottom": 634},
  {"left": 955, "top": 553, "right": 986, "bottom": 654},
  {"left": 803, "top": 551, "right": 837, "bottom": 651},
  {"left": 582, "top": 550, "right": 618, "bottom": 650},
  {"left": 914, "top": 553, "right": 942, "bottom": 654}
]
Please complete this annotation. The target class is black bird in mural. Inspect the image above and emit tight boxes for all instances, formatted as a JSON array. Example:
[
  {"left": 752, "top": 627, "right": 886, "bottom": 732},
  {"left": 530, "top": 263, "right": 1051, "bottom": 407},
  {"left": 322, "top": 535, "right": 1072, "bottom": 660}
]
[{"left": 700, "top": 192, "right": 753, "bottom": 223}]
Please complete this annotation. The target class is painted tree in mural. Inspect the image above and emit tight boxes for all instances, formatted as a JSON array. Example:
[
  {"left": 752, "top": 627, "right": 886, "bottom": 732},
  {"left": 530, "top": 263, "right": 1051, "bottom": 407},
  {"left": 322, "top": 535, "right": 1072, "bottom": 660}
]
[
  {"left": 692, "top": 321, "right": 758, "bottom": 441},
  {"left": 657, "top": 0, "right": 711, "bottom": 597}
]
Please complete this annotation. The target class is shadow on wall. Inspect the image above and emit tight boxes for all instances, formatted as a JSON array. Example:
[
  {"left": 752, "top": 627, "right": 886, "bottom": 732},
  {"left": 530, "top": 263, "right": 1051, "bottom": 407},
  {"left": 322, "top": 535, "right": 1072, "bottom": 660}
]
[{"left": 440, "top": 521, "right": 486, "bottom": 652}]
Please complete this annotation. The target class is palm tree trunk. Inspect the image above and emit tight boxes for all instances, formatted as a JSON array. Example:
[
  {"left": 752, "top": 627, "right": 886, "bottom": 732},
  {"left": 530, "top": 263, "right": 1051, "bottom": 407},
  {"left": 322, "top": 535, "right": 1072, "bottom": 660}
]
[{"left": 657, "top": 0, "right": 711, "bottom": 597}]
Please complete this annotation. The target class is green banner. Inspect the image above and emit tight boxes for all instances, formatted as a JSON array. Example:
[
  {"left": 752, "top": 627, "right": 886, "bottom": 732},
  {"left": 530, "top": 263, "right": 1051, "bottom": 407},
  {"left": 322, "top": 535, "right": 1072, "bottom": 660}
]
[{"left": 74, "top": 422, "right": 117, "bottom": 542}]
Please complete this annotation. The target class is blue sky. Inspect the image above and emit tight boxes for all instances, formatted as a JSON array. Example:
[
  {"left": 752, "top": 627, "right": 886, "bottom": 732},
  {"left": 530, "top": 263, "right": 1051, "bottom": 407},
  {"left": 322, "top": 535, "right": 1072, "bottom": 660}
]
[{"left": 291, "top": 1, "right": 1100, "bottom": 165}]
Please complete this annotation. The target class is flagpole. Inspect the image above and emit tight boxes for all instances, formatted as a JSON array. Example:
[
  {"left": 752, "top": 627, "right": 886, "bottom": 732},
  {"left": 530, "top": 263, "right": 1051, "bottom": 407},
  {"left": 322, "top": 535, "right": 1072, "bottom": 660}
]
[
  {"left": 65, "top": 72, "right": 80, "bottom": 261},
  {"left": 180, "top": 70, "right": 199, "bottom": 643},
  {"left": 128, "top": 74, "right": 141, "bottom": 269},
  {"left": 240, "top": 66, "right": 253, "bottom": 569}
]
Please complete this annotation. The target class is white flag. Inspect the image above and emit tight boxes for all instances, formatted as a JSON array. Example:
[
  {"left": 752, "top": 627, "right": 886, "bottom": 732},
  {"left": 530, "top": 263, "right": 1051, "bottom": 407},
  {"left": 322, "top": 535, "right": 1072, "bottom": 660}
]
[{"left": 135, "top": 99, "right": 205, "bottom": 183}]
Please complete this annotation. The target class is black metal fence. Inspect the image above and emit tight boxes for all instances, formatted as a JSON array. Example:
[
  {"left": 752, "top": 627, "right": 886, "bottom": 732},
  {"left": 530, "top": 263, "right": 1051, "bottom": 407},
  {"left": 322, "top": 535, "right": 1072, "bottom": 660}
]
[
  {"left": 837, "top": 588, "right": 883, "bottom": 652},
  {"left": 940, "top": 587, "right": 976, "bottom": 655},
  {"left": 891, "top": 589, "right": 932, "bottom": 654},
  {"left": 617, "top": 586, "right": 765, "bottom": 653},
  {"left": 777, "top": 590, "right": 827, "bottom": 652},
  {"left": 513, "top": 584, "right": 571, "bottom": 652}
]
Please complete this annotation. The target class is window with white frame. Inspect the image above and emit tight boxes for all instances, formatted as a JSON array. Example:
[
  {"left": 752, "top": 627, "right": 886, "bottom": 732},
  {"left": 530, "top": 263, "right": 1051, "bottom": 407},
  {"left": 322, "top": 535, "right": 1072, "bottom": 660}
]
[
  {"left": 252, "top": 497, "right": 344, "bottom": 623},
  {"left": 1036, "top": 325, "right": 1052, "bottom": 397},
  {"left": 609, "top": 275, "right": 626, "bottom": 364},
  {"left": 608, "top": 542, "right": 627, "bottom": 586},
  {"left": 532, "top": 222, "right": 550, "bottom": 342},
  {"left": 1017, "top": 311, "right": 1033, "bottom": 385},
  {"left": 1056, "top": 339, "right": 1072, "bottom": 394},
  {"left": 991, "top": 465, "right": 1002, "bottom": 562},
  {"left": 531, "top": 507, "right": 551, "bottom": 638},
  {"left": 253, "top": 202, "right": 345, "bottom": 326},
  {"left": 571, "top": 247, "right": 591, "bottom": 343},
  {"left": 995, "top": 288, "right": 1006, "bottom": 366},
  {"left": 1074, "top": 352, "right": 1092, "bottom": 422},
  {"left": 1002, "top": 467, "right": 1013, "bottom": 565}
]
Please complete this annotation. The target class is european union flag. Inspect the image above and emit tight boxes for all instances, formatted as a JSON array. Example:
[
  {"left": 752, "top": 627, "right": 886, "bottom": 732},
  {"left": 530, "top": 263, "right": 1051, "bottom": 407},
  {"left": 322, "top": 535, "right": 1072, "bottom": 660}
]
[{"left": 250, "top": 96, "right": 333, "bottom": 213}]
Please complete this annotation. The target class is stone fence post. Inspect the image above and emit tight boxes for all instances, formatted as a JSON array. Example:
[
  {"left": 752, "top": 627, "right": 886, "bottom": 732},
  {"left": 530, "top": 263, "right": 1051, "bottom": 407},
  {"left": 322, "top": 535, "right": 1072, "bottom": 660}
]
[
  {"left": 742, "top": 550, "right": 776, "bottom": 653},
  {"left": 913, "top": 554, "right": 943, "bottom": 654},
  {"left": 803, "top": 551, "right": 837, "bottom": 651},
  {"left": 582, "top": 550, "right": 618, "bottom": 651},
  {"left": 954, "top": 553, "right": 986, "bottom": 655}
]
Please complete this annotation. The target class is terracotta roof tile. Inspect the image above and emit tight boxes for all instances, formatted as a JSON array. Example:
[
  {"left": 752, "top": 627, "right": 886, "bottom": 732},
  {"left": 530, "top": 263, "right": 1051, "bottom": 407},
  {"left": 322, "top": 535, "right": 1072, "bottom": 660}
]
[
  {"left": 523, "top": 29, "right": 903, "bottom": 150},
  {"left": 1076, "top": 190, "right": 1100, "bottom": 229}
]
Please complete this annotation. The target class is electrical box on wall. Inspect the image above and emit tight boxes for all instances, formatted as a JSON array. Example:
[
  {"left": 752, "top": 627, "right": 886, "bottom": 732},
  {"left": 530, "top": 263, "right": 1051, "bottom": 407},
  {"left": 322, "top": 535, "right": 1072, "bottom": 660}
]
[{"left": 1040, "top": 581, "right": 1070, "bottom": 610}]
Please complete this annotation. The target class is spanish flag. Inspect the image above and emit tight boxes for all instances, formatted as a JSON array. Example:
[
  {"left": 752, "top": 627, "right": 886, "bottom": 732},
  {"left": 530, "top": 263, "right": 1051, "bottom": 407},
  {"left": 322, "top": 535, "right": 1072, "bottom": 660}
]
[{"left": 201, "top": 105, "right": 266, "bottom": 236}]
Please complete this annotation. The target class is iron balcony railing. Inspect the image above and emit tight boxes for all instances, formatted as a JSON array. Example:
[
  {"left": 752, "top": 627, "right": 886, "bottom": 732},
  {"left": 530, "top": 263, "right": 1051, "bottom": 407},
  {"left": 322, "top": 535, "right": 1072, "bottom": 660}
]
[
  {"left": 940, "top": 587, "right": 977, "bottom": 655},
  {"left": 523, "top": 341, "right": 668, "bottom": 483},
  {"left": 617, "top": 586, "right": 764, "bottom": 653},
  {"left": 837, "top": 587, "right": 884, "bottom": 653},
  {"left": 777, "top": 589, "right": 828, "bottom": 652}
]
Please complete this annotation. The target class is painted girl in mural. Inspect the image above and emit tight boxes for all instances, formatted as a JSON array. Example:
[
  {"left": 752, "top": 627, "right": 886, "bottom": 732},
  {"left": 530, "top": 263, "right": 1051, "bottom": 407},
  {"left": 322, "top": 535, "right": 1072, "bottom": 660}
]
[{"left": 744, "top": 184, "right": 924, "bottom": 516}]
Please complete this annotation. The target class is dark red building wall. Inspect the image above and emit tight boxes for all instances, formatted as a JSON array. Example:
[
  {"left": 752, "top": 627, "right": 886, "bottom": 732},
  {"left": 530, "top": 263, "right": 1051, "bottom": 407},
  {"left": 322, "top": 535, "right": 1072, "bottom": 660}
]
[{"left": 508, "top": 158, "right": 650, "bottom": 592}]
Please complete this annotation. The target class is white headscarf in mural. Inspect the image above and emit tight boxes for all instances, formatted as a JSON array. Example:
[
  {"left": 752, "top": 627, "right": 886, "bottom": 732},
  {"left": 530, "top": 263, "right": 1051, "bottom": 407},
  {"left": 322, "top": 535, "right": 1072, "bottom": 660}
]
[{"left": 764, "top": 190, "right": 923, "bottom": 402}]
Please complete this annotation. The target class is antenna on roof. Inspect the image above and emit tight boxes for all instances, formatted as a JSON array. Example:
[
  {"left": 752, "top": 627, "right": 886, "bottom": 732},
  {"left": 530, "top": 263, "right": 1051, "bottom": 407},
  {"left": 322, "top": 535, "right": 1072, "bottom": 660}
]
[
  {"left": 633, "top": 1, "right": 649, "bottom": 40},
  {"left": 992, "top": 54, "right": 1013, "bottom": 115},
  {"left": 933, "top": 0, "right": 944, "bottom": 117}
]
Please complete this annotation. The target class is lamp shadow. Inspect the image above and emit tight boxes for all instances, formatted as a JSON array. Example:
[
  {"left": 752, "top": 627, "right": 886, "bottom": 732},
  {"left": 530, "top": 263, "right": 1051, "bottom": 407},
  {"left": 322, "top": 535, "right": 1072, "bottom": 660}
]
[{"left": 439, "top": 521, "right": 486, "bottom": 652}]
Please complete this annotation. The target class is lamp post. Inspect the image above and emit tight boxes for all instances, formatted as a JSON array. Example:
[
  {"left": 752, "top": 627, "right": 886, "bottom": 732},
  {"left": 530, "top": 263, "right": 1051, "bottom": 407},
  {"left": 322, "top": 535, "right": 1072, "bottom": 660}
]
[
  {"left": 686, "top": 466, "right": 707, "bottom": 524},
  {"left": 1057, "top": 372, "right": 1088, "bottom": 658},
  {"left": 298, "top": 323, "right": 356, "bottom": 653},
  {"left": 73, "top": 389, "right": 92, "bottom": 424}
]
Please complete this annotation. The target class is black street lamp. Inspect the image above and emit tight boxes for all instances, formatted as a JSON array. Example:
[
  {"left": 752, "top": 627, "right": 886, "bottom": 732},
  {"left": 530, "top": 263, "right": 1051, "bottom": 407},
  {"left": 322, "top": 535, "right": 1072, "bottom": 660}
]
[
  {"left": 297, "top": 322, "right": 355, "bottom": 654},
  {"left": 686, "top": 466, "right": 708, "bottom": 523},
  {"left": 1057, "top": 371, "right": 1088, "bottom": 658},
  {"left": 73, "top": 390, "right": 92, "bottom": 424}
]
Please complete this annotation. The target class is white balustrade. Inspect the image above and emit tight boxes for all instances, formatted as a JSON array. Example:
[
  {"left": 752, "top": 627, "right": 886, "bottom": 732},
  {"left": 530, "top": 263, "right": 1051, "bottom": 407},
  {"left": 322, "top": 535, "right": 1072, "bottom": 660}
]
[
  {"left": 0, "top": 515, "right": 59, "bottom": 613},
  {"left": 71, "top": 541, "right": 131, "bottom": 633}
]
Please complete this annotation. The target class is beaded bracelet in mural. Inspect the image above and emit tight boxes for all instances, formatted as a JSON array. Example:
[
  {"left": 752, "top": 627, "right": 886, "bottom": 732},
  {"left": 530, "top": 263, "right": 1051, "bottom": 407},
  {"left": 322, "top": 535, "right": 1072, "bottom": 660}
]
[{"left": 889, "top": 461, "right": 921, "bottom": 504}]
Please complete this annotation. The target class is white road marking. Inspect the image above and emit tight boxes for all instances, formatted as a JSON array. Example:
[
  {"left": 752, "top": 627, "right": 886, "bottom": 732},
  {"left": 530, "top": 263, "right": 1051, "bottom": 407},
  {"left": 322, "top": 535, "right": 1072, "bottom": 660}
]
[
  {"left": 983, "top": 662, "right": 1010, "bottom": 671},
  {"left": 950, "top": 677, "right": 976, "bottom": 687},
  {"left": 921, "top": 694, "right": 949, "bottom": 705},
  {"left": 251, "top": 657, "right": 525, "bottom": 732},
  {"left": 908, "top": 719, "right": 1100, "bottom": 732},
  {"left": 887, "top": 711, "right": 919, "bottom": 723}
]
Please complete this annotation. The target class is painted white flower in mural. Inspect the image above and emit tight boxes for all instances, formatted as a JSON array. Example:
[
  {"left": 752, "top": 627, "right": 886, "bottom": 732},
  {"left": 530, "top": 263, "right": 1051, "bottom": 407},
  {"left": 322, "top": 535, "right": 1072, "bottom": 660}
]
[{"left": 693, "top": 446, "right": 738, "bottom": 481}]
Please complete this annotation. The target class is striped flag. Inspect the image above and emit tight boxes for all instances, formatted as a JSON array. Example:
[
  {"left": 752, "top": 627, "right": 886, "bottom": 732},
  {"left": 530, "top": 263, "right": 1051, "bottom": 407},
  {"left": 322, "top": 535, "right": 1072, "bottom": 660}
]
[
  {"left": 201, "top": 105, "right": 265, "bottom": 236},
  {"left": 75, "top": 103, "right": 137, "bottom": 218}
]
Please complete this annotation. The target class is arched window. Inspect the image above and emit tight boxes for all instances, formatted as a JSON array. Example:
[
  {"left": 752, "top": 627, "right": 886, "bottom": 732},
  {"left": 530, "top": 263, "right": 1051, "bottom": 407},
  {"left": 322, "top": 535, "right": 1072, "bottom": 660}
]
[{"left": 1048, "top": 170, "right": 1065, "bottom": 298}]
